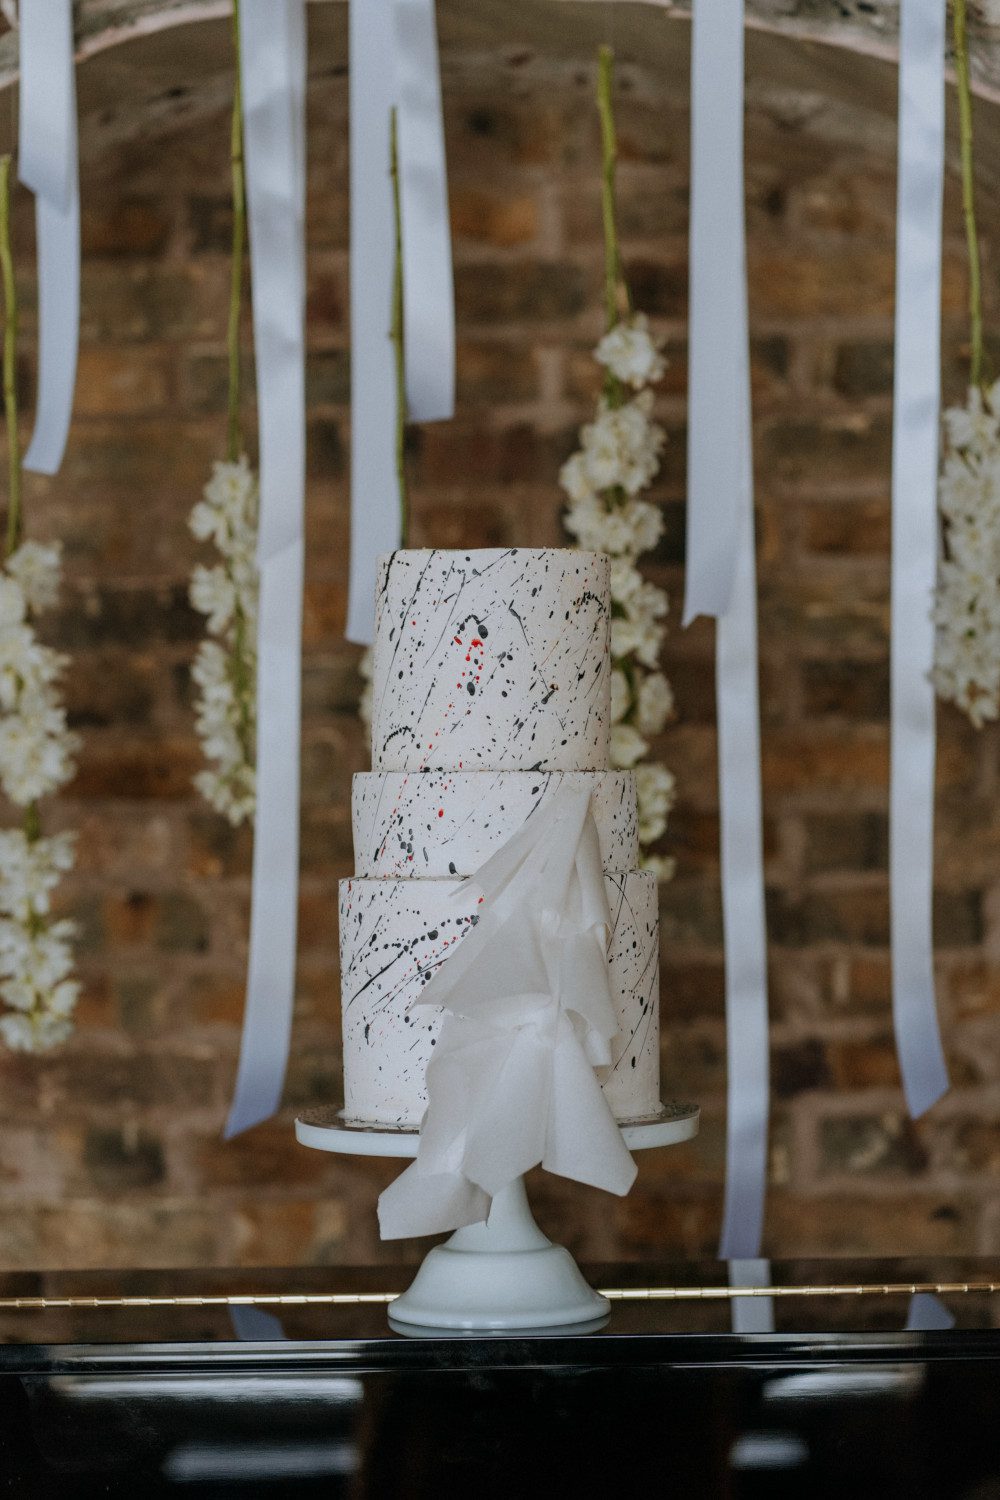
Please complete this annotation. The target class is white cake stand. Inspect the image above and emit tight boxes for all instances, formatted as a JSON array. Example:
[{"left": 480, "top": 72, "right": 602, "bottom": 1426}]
[{"left": 295, "top": 1101, "right": 698, "bottom": 1332}]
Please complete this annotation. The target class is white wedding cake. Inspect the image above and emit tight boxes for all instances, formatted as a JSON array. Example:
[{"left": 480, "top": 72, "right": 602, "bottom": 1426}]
[{"left": 340, "top": 547, "right": 661, "bottom": 1125}]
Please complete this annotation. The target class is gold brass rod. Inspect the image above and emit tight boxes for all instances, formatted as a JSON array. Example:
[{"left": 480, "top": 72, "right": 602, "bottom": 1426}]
[{"left": 0, "top": 1281, "right": 997, "bottom": 1311}]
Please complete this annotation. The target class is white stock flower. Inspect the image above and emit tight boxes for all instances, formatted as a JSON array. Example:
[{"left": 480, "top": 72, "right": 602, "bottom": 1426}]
[
  {"left": 639, "top": 851, "right": 676, "bottom": 882},
  {"left": 595, "top": 314, "right": 667, "bottom": 390},
  {"left": 0, "top": 693, "right": 79, "bottom": 805},
  {"left": 190, "top": 564, "right": 237, "bottom": 635},
  {"left": 610, "top": 667, "right": 631, "bottom": 724},
  {"left": 6, "top": 541, "right": 62, "bottom": 614},
  {"left": 934, "top": 385, "right": 1000, "bottom": 727},
  {"left": 943, "top": 385, "right": 1000, "bottom": 452},
  {"left": 0, "top": 1004, "right": 75, "bottom": 1053},
  {"left": 191, "top": 456, "right": 259, "bottom": 552},
  {"left": 0, "top": 829, "right": 75, "bottom": 923},
  {"left": 558, "top": 451, "right": 595, "bottom": 506},
  {"left": 636, "top": 672, "right": 674, "bottom": 735},
  {"left": 635, "top": 762, "right": 676, "bottom": 844},
  {"left": 612, "top": 579, "right": 668, "bottom": 668},
  {"left": 0, "top": 540, "right": 80, "bottom": 1055},
  {"left": 610, "top": 722, "right": 648, "bottom": 768},
  {"left": 579, "top": 390, "right": 665, "bottom": 497},
  {"left": 565, "top": 494, "right": 664, "bottom": 560},
  {"left": 0, "top": 577, "right": 25, "bottom": 630},
  {"left": 190, "top": 460, "right": 259, "bottom": 826},
  {"left": 610, "top": 559, "right": 644, "bottom": 606},
  {"left": 561, "top": 304, "right": 675, "bottom": 872}
]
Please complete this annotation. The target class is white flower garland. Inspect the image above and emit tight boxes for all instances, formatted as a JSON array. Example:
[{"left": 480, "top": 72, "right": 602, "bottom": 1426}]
[
  {"left": 189, "top": 457, "right": 258, "bottom": 825},
  {"left": 561, "top": 314, "right": 676, "bottom": 879},
  {"left": 0, "top": 540, "right": 81, "bottom": 1052},
  {"left": 933, "top": 382, "right": 1000, "bottom": 726},
  {"left": 189, "top": 9, "right": 259, "bottom": 827},
  {"left": 934, "top": 1, "right": 1000, "bottom": 729}
]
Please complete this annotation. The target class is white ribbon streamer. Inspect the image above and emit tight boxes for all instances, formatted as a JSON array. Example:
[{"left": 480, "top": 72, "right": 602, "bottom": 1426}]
[
  {"left": 889, "top": 0, "right": 950, "bottom": 1119},
  {"left": 378, "top": 784, "right": 636, "bottom": 1239},
  {"left": 393, "top": 0, "right": 455, "bottom": 423},
  {"left": 685, "top": 0, "right": 770, "bottom": 1259},
  {"left": 18, "top": 0, "right": 80, "bottom": 475},
  {"left": 682, "top": 0, "right": 746, "bottom": 628},
  {"left": 346, "top": 0, "right": 398, "bottom": 645},
  {"left": 729, "top": 1257, "right": 774, "bottom": 1334},
  {"left": 345, "top": 0, "right": 454, "bottom": 645},
  {"left": 226, "top": 0, "right": 307, "bottom": 1138},
  {"left": 904, "top": 1292, "right": 954, "bottom": 1330}
]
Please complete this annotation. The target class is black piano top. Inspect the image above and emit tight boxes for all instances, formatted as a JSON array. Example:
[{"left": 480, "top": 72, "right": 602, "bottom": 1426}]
[
  {"left": 2, "top": 1261, "right": 999, "bottom": 1496},
  {"left": 0, "top": 1257, "right": 996, "bottom": 1371}
]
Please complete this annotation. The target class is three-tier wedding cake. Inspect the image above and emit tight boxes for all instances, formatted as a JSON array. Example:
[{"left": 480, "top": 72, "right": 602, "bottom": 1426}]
[{"left": 339, "top": 547, "right": 661, "bottom": 1126}]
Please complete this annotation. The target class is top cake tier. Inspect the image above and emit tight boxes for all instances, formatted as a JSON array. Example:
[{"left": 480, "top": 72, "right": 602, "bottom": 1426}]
[{"left": 370, "top": 548, "right": 612, "bottom": 771}]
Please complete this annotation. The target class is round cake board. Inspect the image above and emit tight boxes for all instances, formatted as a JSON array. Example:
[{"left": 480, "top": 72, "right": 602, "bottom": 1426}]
[{"left": 295, "top": 1101, "right": 699, "bottom": 1332}]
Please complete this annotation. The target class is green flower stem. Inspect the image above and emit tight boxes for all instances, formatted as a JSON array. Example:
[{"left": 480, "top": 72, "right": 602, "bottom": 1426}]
[
  {"left": 597, "top": 46, "right": 622, "bottom": 333},
  {"left": 230, "top": 594, "right": 255, "bottom": 767},
  {"left": 389, "top": 106, "right": 408, "bottom": 545},
  {"left": 953, "top": 0, "right": 984, "bottom": 389},
  {"left": 0, "top": 156, "right": 21, "bottom": 558},
  {"left": 226, "top": 0, "right": 247, "bottom": 463},
  {"left": 597, "top": 45, "right": 630, "bottom": 413},
  {"left": 0, "top": 162, "right": 41, "bottom": 848},
  {"left": 23, "top": 801, "right": 40, "bottom": 846}
]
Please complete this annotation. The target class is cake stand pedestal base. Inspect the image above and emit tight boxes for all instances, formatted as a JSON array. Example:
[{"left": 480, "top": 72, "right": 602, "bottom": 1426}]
[
  {"left": 388, "top": 1175, "right": 607, "bottom": 1331},
  {"left": 295, "top": 1102, "right": 698, "bottom": 1333}
]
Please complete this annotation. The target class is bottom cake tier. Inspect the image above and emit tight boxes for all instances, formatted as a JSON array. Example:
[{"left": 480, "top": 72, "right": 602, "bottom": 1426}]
[{"left": 339, "top": 869, "right": 661, "bottom": 1126}]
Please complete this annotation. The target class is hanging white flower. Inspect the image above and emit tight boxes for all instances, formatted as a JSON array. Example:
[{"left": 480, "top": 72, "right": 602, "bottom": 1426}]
[
  {"left": 610, "top": 667, "right": 630, "bottom": 724},
  {"left": 561, "top": 302, "right": 676, "bottom": 876},
  {"left": 595, "top": 312, "right": 667, "bottom": 390},
  {"left": 0, "top": 542, "right": 81, "bottom": 1053},
  {"left": 934, "top": 383, "right": 1000, "bottom": 726},
  {"left": 578, "top": 390, "right": 665, "bottom": 498},
  {"left": 635, "top": 761, "right": 676, "bottom": 845},
  {"left": 636, "top": 672, "right": 674, "bottom": 736},
  {"left": 189, "top": 457, "right": 259, "bottom": 826},
  {"left": 611, "top": 722, "right": 648, "bottom": 768},
  {"left": 6, "top": 541, "right": 63, "bottom": 614}
]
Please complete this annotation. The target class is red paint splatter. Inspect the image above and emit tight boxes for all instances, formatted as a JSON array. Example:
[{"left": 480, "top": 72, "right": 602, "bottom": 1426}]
[{"left": 438, "top": 809, "right": 444, "bottom": 818}]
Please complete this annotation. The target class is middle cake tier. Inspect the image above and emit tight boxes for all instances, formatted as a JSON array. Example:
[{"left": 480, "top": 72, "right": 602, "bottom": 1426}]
[
  {"left": 353, "top": 769, "right": 638, "bottom": 878},
  {"left": 339, "top": 870, "right": 661, "bottom": 1126}
]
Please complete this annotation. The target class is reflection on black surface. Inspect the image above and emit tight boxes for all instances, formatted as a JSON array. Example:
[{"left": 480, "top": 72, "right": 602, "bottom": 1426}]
[
  {"left": 1, "top": 1357, "right": 997, "bottom": 1497},
  {"left": 162, "top": 1438, "right": 359, "bottom": 1484},
  {"left": 0, "top": 1260, "right": 998, "bottom": 1495}
]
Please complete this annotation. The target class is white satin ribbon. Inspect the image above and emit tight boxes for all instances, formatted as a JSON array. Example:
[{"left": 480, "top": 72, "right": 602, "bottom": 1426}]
[
  {"left": 225, "top": 0, "right": 307, "bottom": 1138},
  {"left": 345, "top": 0, "right": 454, "bottom": 645},
  {"left": 729, "top": 1257, "right": 774, "bottom": 1334},
  {"left": 18, "top": 0, "right": 79, "bottom": 475},
  {"left": 889, "top": 0, "right": 950, "bottom": 1120},
  {"left": 378, "top": 784, "right": 636, "bottom": 1240},
  {"left": 393, "top": 0, "right": 454, "bottom": 423},
  {"left": 904, "top": 1292, "right": 954, "bottom": 1330},
  {"left": 685, "top": 0, "right": 770, "bottom": 1260}
]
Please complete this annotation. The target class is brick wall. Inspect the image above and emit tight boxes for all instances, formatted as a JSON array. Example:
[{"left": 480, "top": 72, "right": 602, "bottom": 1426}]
[{"left": 0, "top": 12, "right": 996, "bottom": 1270}]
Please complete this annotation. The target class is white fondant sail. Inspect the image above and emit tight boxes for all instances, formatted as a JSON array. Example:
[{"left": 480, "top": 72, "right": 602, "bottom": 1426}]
[{"left": 340, "top": 870, "right": 660, "bottom": 1125}]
